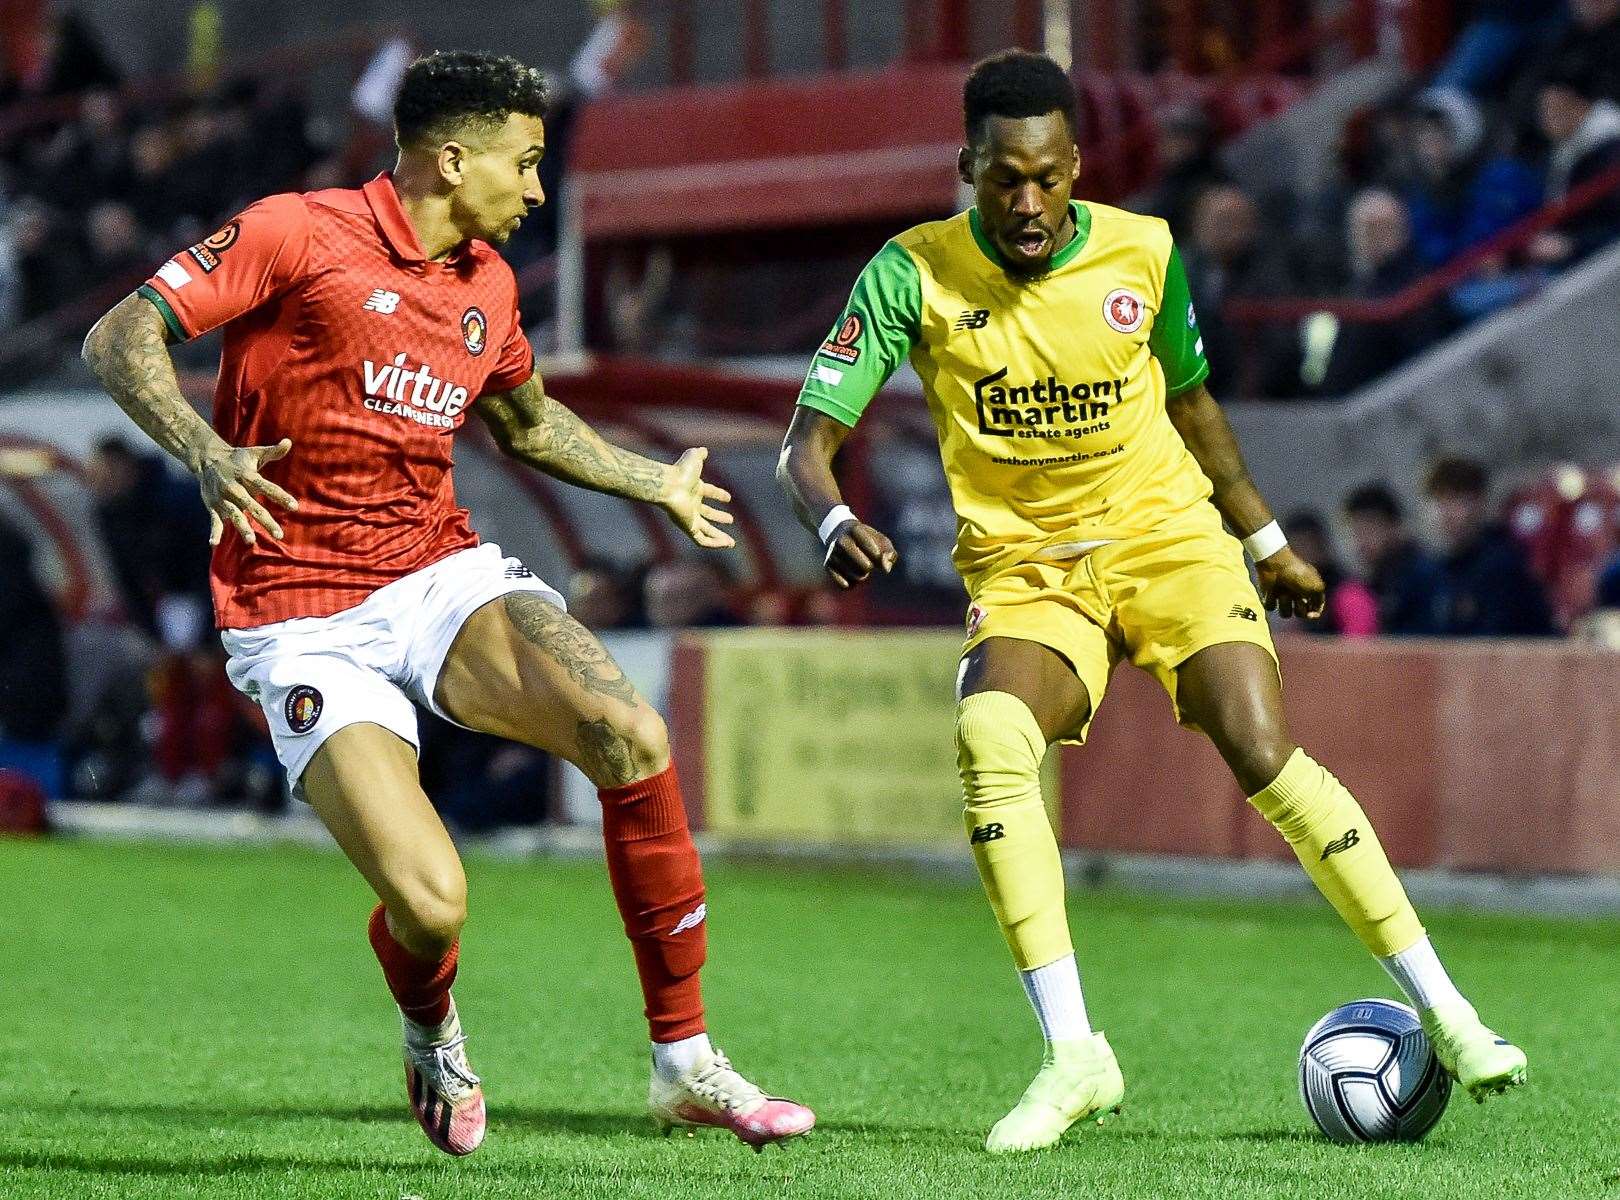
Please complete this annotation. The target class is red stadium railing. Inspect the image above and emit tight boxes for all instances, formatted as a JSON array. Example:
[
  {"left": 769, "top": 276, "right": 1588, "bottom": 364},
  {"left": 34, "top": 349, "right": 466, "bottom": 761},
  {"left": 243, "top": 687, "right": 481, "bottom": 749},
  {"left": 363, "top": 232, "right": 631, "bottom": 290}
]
[{"left": 1225, "top": 161, "right": 1620, "bottom": 334}]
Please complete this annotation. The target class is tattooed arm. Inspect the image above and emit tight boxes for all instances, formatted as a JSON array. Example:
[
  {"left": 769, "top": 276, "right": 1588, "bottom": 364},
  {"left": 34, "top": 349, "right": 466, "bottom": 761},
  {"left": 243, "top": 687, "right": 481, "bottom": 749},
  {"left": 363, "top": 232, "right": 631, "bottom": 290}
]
[
  {"left": 475, "top": 372, "right": 736, "bottom": 549},
  {"left": 83, "top": 292, "right": 298, "bottom": 545}
]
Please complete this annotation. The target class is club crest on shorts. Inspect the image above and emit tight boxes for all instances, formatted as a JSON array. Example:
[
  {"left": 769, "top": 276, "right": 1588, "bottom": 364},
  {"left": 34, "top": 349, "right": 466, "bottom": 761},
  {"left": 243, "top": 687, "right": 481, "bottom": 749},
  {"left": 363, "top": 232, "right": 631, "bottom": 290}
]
[
  {"left": 284, "top": 685, "right": 323, "bottom": 734},
  {"left": 966, "top": 604, "right": 987, "bottom": 636},
  {"left": 1103, "top": 288, "right": 1145, "bottom": 333},
  {"left": 461, "top": 306, "right": 487, "bottom": 356}
]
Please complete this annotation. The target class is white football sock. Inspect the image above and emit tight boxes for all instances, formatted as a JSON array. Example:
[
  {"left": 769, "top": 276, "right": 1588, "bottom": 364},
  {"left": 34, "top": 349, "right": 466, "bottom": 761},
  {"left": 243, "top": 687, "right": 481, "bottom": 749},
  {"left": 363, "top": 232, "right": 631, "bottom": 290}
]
[
  {"left": 403, "top": 1001, "right": 460, "bottom": 1049},
  {"left": 1378, "top": 935, "right": 1466, "bottom": 1012},
  {"left": 1019, "top": 953, "right": 1092, "bottom": 1043},
  {"left": 652, "top": 1032, "right": 714, "bottom": 1081}
]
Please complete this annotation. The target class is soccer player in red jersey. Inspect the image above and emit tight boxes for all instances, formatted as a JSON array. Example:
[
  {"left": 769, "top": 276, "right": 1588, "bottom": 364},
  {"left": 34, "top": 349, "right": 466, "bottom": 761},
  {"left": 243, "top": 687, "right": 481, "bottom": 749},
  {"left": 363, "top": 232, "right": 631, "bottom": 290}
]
[{"left": 82, "top": 51, "right": 813, "bottom": 1156}]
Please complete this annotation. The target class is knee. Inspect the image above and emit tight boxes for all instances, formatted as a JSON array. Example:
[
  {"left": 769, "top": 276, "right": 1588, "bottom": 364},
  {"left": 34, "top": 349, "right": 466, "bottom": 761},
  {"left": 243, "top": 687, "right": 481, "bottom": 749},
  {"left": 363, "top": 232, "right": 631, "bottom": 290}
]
[
  {"left": 956, "top": 692, "right": 1045, "bottom": 802},
  {"left": 392, "top": 865, "right": 467, "bottom": 954},
  {"left": 578, "top": 703, "right": 670, "bottom": 788}
]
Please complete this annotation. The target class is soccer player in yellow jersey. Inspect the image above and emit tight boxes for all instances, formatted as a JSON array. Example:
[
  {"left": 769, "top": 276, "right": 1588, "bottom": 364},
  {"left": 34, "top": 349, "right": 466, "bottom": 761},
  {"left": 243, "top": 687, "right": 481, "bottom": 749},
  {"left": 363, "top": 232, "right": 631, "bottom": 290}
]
[{"left": 778, "top": 51, "right": 1527, "bottom": 1153}]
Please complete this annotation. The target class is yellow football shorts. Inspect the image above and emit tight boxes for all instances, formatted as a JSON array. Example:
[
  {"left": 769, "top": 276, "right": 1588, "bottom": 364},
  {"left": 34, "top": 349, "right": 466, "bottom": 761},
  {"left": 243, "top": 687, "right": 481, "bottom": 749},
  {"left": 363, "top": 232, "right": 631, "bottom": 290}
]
[{"left": 962, "top": 515, "right": 1277, "bottom": 742}]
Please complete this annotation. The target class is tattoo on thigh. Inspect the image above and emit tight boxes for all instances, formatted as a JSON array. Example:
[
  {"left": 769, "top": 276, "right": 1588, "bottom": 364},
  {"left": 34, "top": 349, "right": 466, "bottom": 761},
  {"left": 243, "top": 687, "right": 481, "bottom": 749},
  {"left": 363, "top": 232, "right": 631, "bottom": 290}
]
[
  {"left": 577, "top": 717, "right": 636, "bottom": 784},
  {"left": 503, "top": 593, "right": 640, "bottom": 705}
]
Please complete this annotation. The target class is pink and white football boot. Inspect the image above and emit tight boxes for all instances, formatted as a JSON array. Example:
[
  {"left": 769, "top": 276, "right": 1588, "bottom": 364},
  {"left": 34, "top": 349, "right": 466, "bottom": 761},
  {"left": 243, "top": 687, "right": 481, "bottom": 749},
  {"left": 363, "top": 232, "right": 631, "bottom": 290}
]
[
  {"left": 649, "top": 1046, "right": 815, "bottom": 1151},
  {"left": 402, "top": 1005, "right": 486, "bottom": 1156}
]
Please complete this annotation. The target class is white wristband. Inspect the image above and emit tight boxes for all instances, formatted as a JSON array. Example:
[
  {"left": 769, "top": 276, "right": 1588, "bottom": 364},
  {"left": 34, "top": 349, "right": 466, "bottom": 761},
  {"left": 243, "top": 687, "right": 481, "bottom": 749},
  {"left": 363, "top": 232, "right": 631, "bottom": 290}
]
[
  {"left": 1242, "top": 520, "right": 1288, "bottom": 561},
  {"left": 818, "top": 504, "right": 857, "bottom": 546}
]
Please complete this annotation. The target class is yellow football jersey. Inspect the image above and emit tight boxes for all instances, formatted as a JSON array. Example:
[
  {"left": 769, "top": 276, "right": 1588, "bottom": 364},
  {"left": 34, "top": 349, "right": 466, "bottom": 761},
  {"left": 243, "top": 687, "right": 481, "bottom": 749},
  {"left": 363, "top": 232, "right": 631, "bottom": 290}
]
[{"left": 798, "top": 200, "right": 1214, "bottom": 589}]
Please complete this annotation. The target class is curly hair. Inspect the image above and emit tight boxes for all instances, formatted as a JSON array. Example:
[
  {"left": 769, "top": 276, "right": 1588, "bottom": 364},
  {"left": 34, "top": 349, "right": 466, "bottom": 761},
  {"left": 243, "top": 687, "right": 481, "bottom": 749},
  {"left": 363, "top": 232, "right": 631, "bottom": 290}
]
[
  {"left": 394, "top": 51, "right": 550, "bottom": 148},
  {"left": 963, "top": 50, "right": 1076, "bottom": 145}
]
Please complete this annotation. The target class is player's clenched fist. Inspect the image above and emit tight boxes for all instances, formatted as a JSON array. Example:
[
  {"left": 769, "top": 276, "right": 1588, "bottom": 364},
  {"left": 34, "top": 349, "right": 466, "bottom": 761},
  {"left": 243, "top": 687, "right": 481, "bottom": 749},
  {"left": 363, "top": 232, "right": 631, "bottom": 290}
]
[
  {"left": 1255, "top": 547, "right": 1326, "bottom": 620},
  {"left": 659, "top": 447, "right": 736, "bottom": 550},
  {"left": 195, "top": 437, "right": 299, "bottom": 546},
  {"left": 824, "top": 520, "right": 898, "bottom": 590}
]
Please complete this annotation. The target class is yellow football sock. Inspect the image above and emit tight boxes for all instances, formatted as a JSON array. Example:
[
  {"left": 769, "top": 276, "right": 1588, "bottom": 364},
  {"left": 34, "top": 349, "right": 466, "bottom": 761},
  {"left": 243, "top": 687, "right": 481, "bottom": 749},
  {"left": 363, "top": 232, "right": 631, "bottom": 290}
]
[
  {"left": 957, "top": 691, "right": 1072, "bottom": 971},
  {"left": 1248, "top": 749, "right": 1423, "bottom": 957}
]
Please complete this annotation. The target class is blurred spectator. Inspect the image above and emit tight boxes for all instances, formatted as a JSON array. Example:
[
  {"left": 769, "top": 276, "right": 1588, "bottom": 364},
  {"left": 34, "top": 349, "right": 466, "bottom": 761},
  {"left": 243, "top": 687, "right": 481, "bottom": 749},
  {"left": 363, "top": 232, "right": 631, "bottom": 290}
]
[
  {"left": 1431, "top": 0, "right": 1562, "bottom": 96},
  {"left": 0, "top": 513, "right": 69, "bottom": 745},
  {"left": 1312, "top": 190, "right": 1453, "bottom": 397},
  {"left": 1182, "top": 184, "right": 1301, "bottom": 397},
  {"left": 84, "top": 200, "right": 149, "bottom": 279},
  {"left": 0, "top": 7, "right": 120, "bottom": 103},
  {"left": 1513, "top": 0, "right": 1620, "bottom": 119},
  {"left": 418, "top": 717, "right": 550, "bottom": 833},
  {"left": 1425, "top": 457, "right": 1556, "bottom": 636},
  {"left": 1142, "top": 104, "right": 1231, "bottom": 240},
  {"left": 1403, "top": 88, "right": 1542, "bottom": 270},
  {"left": 567, "top": 557, "right": 643, "bottom": 630},
  {"left": 33, "top": 88, "right": 132, "bottom": 213},
  {"left": 7, "top": 196, "right": 91, "bottom": 319},
  {"left": 1527, "top": 52, "right": 1620, "bottom": 271},
  {"left": 1343, "top": 482, "right": 1448, "bottom": 636},
  {"left": 643, "top": 558, "right": 740, "bottom": 629},
  {"left": 1282, "top": 511, "right": 1379, "bottom": 638},
  {"left": 87, "top": 437, "right": 211, "bottom": 635}
]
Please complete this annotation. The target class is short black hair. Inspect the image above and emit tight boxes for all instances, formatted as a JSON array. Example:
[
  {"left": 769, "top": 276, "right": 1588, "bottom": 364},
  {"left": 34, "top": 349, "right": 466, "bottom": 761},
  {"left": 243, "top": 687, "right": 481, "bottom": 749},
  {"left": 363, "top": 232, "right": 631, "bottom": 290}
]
[
  {"left": 1425, "top": 456, "right": 1489, "bottom": 497},
  {"left": 963, "top": 50, "right": 1076, "bottom": 145},
  {"left": 394, "top": 51, "right": 549, "bottom": 148},
  {"left": 1542, "top": 48, "right": 1604, "bottom": 102},
  {"left": 1344, "top": 482, "right": 1403, "bottom": 522}
]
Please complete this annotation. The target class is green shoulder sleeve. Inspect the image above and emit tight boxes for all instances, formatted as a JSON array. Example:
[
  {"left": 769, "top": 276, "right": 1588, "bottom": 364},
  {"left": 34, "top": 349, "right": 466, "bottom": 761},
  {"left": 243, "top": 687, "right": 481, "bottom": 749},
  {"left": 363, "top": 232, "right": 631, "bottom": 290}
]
[
  {"left": 1148, "top": 243, "right": 1211, "bottom": 396},
  {"left": 796, "top": 240, "right": 922, "bottom": 427}
]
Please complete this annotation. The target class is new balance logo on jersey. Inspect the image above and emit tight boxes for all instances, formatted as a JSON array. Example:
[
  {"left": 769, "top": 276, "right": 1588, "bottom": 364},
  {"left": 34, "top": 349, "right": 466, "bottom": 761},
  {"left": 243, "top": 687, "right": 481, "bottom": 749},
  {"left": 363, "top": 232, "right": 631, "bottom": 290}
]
[
  {"left": 361, "top": 353, "right": 472, "bottom": 428},
  {"left": 670, "top": 903, "right": 707, "bottom": 936},
  {"left": 363, "top": 289, "right": 400, "bottom": 314},
  {"left": 1229, "top": 605, "right": 1259, "bottom": 622},
  {"left": 1320, "top": 829, "right": 1360, "bottom": 860},
  {"left": 955, "top": 308, "right": 991, "bottom": 330},
  {"left": 970, "top": 823, "right": 1005, "bottom": 844}
]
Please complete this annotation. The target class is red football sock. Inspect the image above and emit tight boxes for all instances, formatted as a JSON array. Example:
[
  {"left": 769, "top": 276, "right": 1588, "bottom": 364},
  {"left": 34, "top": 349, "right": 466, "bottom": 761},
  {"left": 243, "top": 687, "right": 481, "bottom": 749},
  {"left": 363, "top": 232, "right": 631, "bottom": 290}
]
[
  {"left": 367, "top": 903, "right": 458, "bottom": 1028},
  {"left": 599, "top": 763, "right": 708, "bottom": 1043}
]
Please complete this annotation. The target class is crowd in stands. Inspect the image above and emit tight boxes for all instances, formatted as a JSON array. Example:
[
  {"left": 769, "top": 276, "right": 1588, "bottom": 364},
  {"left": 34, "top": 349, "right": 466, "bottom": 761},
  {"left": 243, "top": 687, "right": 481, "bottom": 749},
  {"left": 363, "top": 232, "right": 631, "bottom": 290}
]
[
  {"left": 1157, "top": 1, "right": 1620, "bottom": 398},
  {"left": 0, "top": 3, "right": 649, "bottom": 352}
]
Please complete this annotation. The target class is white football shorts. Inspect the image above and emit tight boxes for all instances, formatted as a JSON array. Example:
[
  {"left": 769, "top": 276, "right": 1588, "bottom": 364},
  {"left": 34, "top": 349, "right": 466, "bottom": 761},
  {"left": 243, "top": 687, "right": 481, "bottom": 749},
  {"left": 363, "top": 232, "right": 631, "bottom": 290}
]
[{"left": 221, "top": 542, "right": 564, "bottom": 800}]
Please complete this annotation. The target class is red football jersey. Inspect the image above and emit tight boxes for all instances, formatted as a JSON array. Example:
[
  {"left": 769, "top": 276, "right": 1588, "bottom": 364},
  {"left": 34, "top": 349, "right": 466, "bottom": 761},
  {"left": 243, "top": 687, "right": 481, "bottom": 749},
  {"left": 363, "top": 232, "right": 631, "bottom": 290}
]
[{"left": 139, "top": 173, "right": 534, "bottom": 629}]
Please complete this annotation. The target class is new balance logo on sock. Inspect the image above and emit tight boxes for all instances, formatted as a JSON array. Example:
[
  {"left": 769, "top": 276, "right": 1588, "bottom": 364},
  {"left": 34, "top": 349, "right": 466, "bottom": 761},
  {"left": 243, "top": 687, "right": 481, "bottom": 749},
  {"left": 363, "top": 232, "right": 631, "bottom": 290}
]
[
  {"left": 670, "top": 904, "right": 707, "bottom": 936},
  {"left": 970, "top": 823, "right": 1006, "bottom": 844},
  {"left": 1229, "top": 604, "right": 1259, "bottom": 622},
  {"left": 1320, "top": 828, "right": 1360, "bottom": 860}
]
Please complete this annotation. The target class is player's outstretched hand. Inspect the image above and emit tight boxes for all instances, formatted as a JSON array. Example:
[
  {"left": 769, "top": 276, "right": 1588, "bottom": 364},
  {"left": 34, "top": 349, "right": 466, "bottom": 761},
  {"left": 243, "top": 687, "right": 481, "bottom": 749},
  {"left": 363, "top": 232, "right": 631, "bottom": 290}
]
[
  {"left": 196, "top": 438, "right": 299, "bottom": 547},
  {"left": 1256, "top": 547, "right": 1325, "bottom": 621},
  {"left": 825, "top": 520, "right": 898, "bottom": 590},
  {"left": 661, "top": 447, "right": 736, "bottom": 549}
]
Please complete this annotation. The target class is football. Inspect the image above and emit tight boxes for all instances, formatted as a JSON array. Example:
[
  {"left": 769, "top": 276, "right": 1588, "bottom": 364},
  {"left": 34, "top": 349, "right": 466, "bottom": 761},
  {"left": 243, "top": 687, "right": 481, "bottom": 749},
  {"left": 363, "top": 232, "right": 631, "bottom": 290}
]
[{"left": 1298, "top": 998, "right": 1452, "bottom": 1143}]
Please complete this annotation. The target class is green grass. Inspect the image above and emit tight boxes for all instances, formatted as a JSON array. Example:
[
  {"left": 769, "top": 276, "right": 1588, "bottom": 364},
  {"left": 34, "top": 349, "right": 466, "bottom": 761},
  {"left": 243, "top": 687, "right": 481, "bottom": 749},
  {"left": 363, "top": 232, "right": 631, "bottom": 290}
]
[{"left": 2, "top": 838, "right": 1616, "bottom": 1200}]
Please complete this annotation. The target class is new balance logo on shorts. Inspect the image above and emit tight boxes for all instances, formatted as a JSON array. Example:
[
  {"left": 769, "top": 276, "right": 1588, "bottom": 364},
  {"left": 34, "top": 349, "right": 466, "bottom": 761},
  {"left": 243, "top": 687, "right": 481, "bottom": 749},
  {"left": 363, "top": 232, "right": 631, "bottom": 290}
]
[
  {"left": 363, "top": 289, "right": 400, "bottom": 314},
  {"left": 503, "top": 564, "right": 535, "bottom": 579},
  {"left": 970, "top": 823, "right": 1005, "bottom": 844},
  {"left": 1320, "top": 828, "right": 1360, "bottom": 860},
  {"left": 670, "top": 903, "right": 707, "bottom": 936},
  {"left": 955, "top": 309, "right": 991, "bottom": 330},
  {"left": 1229, "top": 604, "right": 1259, "bottom": 622}
]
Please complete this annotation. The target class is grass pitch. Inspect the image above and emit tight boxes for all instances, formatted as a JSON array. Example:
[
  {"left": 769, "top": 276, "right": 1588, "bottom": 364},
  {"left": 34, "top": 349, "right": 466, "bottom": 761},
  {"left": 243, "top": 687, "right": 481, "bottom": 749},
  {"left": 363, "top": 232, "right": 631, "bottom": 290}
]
[{"left": 3, "top": 837, "right": 1615, "bottom": 1200}]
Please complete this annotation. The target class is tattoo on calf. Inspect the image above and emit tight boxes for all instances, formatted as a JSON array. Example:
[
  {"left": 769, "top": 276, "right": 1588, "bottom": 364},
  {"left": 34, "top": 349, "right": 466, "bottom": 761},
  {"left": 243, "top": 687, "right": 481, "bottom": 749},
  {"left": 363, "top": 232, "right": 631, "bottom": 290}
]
[
  {"left": 577, "top": 717, "right": 636, "bottom": 785},
  {"left": 502, "top": 593, "right": 640, "bottom": 705}
]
